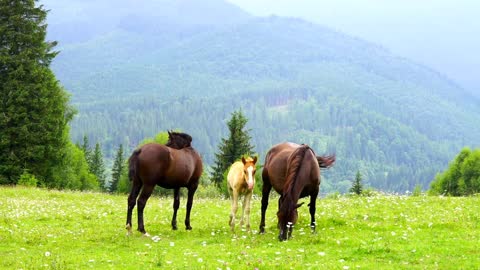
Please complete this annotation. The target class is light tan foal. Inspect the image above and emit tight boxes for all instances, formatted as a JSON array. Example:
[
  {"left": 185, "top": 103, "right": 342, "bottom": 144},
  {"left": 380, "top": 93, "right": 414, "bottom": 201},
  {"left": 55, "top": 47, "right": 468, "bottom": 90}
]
[{"left": 227, "top": 156, "right": 257, "bottom": 232}]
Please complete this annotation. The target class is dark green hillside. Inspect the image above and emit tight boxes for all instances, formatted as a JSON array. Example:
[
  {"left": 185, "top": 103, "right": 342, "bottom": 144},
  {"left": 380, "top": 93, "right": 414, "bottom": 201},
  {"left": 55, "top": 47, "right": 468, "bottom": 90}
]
[{"left": 43, "top": 1, "right": 480, "bottom": 193}]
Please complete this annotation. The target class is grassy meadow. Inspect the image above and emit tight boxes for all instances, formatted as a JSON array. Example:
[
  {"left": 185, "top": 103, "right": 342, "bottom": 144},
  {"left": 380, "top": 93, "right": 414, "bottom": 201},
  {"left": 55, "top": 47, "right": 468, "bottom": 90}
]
[{"left": 1, "top": 186, "right": 479, "bottom": 269}]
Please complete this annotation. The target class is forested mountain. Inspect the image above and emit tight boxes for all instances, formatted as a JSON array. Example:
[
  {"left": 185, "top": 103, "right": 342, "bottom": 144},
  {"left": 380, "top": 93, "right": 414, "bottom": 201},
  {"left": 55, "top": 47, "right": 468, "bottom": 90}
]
[{"left": 42, "top": 0, "right": 480, "bottom": 193}]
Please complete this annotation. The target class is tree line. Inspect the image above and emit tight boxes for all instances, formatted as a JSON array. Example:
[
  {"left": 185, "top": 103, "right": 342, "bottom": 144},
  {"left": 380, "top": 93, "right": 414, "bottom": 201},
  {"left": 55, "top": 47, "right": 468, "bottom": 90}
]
[{"left": 1, "top": 0, "right": 477, "bottom": 196}]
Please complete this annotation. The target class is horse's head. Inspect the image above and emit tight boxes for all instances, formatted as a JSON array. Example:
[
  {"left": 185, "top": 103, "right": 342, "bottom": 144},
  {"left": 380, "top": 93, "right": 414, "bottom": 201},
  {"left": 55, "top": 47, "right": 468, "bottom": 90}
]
[
  {"left": 167, "top": 131, "right": 192, "bottom": 149},
  {"left": 277, "top": 201, "right": 304, "bottom": 241},
  {"left": 242, "top": 156, "right": 257, "bottom": 190},
  {"left": 241, "top": 156, "right": 257, "bottom": 190}
]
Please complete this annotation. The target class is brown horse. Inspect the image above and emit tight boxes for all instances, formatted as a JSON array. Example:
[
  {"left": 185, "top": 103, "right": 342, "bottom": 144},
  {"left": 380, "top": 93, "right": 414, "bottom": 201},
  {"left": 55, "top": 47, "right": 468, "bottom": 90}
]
[
  {"left": 227, "top": 156, "right": 258, "bottom": 232},
  {"left": 126, "top": 131, "right": 203, "bottom": 236},
  {"left": 259, "top": 142, "right": 335, "bottom": 241}
]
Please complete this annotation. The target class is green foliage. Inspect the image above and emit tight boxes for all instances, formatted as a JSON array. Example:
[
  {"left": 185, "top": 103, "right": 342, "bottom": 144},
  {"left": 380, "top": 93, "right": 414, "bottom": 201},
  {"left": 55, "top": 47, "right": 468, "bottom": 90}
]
[
  {"left": 412, "top": 184, "right": 423, "bottom": 197},
  {"left": 430, "top": 147, "right": 480, "bottom": 196},
  {"left": 50, "top": 142, "right": 99, "bottom": 190},
  {"left": 17, "top": 170, "right": 37, "bottom": 187},
  {"left": 110, "top": 144, "right": 125, "bottom": 192},
  {"left": 139, "top": 131, "right": 169, "bottom": 146},
  {"left": 80, "top": 135, "right": 92, "bottom": 164},
  {"left": 46, "top": 11, "right": 480, "bottom": 193},
  {"left": 211, "top": 110, "right": 255, "bottom": 187},
  {"left": 350, "top": 171, "right": 364, "bottom": 195},
  {"left": 116, "top": 169, "right": 130, "bottom": 194},
  {"left": 89, "top": 143, "right": 106, "bottom": 190},
  {"left": 0, "top": 0, "right": 75, "bottom": 185}
]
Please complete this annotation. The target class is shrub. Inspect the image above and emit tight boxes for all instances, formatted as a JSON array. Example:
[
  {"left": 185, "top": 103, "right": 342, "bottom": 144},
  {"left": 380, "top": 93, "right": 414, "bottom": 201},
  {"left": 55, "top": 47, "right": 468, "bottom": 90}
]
[{"left": 17, "top": 170, "right": 37, "bottom": 187}]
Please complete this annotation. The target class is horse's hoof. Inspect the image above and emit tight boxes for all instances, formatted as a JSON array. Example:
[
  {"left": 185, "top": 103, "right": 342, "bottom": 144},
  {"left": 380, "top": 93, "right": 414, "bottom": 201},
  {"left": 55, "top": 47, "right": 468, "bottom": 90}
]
[
  {"left": 143, "top": 232, "right": 151, "bottom": 238},
  {"left": 186, "top": 226, "right": 192, "bottom": 230},
  {"left": 172, "top": 226, "right": 178, "bottom": 230},
  {"left": 126, "top": 224, "right": 133, "bottom": 236}
]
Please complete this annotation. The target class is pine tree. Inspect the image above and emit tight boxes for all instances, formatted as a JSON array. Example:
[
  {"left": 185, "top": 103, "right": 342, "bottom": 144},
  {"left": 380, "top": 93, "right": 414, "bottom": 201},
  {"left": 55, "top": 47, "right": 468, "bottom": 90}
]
[
  {"left": 211, "top": 110, "right": 255, "bottom": 187},
  {"left": 90, "top": 143, "right": 106, "bottom": 190},
  {"left": 0, "top": 0, "right": 75, "bottom": 185},
  {"left": 110, "top": 144, "right": 125, "bottom": 192},
  {"left": 350, "top": 170, "right": 363, "bottom": 195},
  {"left": 80, "top": 135, "right": 92, "bottom": 164}
]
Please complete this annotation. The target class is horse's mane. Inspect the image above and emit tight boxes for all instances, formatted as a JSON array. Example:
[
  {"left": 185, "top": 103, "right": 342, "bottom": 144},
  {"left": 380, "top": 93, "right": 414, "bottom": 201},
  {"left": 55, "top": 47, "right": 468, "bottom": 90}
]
[
  {"left": 166, "top": 131, "right": 192, "bottom": 149},
  {"left": 280, "top": 145, "right": 311, "bottom": 215}
]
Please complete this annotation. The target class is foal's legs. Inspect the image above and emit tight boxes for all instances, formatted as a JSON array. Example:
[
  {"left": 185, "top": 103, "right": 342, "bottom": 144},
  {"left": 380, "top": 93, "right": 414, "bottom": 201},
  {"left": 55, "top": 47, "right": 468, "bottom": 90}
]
[
  {"left": 241, "top": 191, "right": 253, "bottom": 231},
  {"left": 126, "top": 181, "right": 143, "bottom": 235},
  {"left": 137, "top": 184, "right": 155, "bottom": 235},
  {"left": 171, "top": 188, "right": 180, "bottom": 230},
  {"left": 259, "top": 170, "right": 272, "bottom": 234},
  {"left": 229, "top": 189, "right": 239, "bottom": 232},
  {"left": 185, "top": 182, "right": 198, "bottom": 230}
]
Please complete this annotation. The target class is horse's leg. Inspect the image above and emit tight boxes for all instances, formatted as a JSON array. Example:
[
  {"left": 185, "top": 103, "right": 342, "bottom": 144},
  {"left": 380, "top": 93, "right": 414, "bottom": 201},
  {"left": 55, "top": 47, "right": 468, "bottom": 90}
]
[
  {"left": 137, "top": 184, "right": 155, "bottom": 236},
  {"left": 229, "top": 189, "right": 239, "bottom": 232},
  {"left": 277, "top": 195, "right": 283, "bottom": 229},
  {"left": 126, "top": 180, "right": 143, "bottom": 235},
  {"left": 241, "top": 191, "right": 253, "bottom": 231},
  {"left": 185, "top": 182, "right": 198, "bottom": 230},
  {"left": 171, "top": 188, "right": 180, "bottom": 230},
  {"left": 259, "top": 171, "right": 272, "bottom": 234},
  {"left": 309, "top": 190, "right": 319, "bottom": 233}
]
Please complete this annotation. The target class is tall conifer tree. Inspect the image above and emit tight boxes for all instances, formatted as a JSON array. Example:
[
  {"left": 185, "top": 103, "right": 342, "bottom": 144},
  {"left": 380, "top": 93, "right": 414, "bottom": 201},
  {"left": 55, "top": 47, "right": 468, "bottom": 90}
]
[
  {"left": 110, "top": 144, "right": 125, "bottom": 192},
  {"left": 211, "top": 110, "right": 255, "bottom": 187},
  {"left": 0, "top": 0, "right": 75, "bottom": 185},
  {"left": 90, "top": 143, "right": 106, "bottom": 190},
  {"left": 80, "top": 135, "right": 92, "bottom": 164}
]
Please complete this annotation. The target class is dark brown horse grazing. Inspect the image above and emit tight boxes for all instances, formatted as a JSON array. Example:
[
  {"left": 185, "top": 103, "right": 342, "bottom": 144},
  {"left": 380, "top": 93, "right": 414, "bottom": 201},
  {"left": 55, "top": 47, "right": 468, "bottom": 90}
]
[
  {"left": 259, "top": 142, "right": 335, "bottom": 241},
  {"left": 126, "top": 131, "right": 203, "bottom": 236}
]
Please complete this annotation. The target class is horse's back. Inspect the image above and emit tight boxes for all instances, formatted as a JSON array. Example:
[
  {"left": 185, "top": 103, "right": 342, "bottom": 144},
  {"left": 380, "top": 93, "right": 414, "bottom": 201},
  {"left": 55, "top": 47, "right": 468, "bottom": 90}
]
[
  {"left": 137, "top": 143, "right": 202, "bottom": 187},
  {"left": 227, "top": 161, "right": 245, "bottom": 192},
  {"left": 264, "top": 142, "right": 301, "bottom": 193}
]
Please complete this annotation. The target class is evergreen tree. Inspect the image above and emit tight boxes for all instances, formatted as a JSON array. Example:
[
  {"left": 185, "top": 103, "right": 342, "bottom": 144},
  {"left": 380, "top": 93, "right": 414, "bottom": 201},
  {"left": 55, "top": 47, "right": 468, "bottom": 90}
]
[
  {"left": 90, "top": 143, "right": 106, "bottom": 190},
  {"left": 211, "top": 110, "right": 255, "bottom": 187},
  {"left": 350, "top": 170, "right": 363, "bottom": 195},
  {"left": 80, "top": 135, "right": 92, "bottom": 164},
  {"left": 0, "top": 0, "right": 75, "bottom": 185},
  {"left": 110, "top": 144, "right": 125, "bottom": 192}
]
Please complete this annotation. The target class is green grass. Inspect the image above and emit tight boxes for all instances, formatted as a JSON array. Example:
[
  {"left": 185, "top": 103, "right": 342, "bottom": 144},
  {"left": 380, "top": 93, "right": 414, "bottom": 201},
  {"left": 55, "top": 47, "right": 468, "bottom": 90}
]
[{"left": 1, "top": 187, "right": 479, "bottom": 269}]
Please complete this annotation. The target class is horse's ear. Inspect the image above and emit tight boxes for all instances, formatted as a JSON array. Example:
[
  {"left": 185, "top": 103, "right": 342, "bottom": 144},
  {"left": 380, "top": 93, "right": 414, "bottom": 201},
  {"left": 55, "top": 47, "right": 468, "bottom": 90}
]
[
  {"left": 253, "top": 156, "right": 258, "bottom": 164},
  {"left": 295, "top": 202, "right": 305, "bottom": 209},
  {"left": 241, "top": 156, "right": 246, "bottom": 164}
]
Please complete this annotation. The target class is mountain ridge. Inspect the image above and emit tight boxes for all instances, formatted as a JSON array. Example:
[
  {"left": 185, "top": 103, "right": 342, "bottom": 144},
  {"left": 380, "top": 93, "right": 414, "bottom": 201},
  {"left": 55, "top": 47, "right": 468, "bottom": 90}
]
[{"left": 41, "top": 0, "right": 480, "bottom": 192}]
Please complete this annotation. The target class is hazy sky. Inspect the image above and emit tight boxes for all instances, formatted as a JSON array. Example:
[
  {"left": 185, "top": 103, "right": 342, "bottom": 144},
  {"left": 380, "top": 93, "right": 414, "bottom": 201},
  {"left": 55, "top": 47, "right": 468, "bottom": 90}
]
[{"left": 226, "top": 0, "right": 480, "bottom": 92}]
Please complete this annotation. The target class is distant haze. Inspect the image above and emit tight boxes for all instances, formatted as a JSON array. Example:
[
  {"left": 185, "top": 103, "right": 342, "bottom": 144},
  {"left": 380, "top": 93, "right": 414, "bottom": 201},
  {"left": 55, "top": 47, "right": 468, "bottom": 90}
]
[{"left": 227, "top": 0, "right": 480, "bottom": 94}]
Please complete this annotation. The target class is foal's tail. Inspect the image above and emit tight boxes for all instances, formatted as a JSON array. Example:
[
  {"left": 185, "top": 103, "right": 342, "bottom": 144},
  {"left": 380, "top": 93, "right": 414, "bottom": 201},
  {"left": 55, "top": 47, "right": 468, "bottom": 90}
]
[
  {"left": 128, "top": 149, "right": 141, "bottom": 182},
  {"left": 316, "top": 154, "right": 336, "bottom": 169}
]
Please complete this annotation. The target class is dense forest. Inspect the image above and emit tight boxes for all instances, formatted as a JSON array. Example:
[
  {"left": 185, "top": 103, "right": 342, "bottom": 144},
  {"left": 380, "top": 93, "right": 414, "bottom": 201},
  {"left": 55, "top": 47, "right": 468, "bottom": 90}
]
[{"left": 39, "top": 0, "right": 480, "bottom": 193}]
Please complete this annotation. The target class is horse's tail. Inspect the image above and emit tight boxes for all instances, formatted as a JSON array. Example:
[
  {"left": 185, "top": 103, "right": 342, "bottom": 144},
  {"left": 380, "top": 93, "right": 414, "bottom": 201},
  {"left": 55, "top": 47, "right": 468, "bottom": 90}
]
[
  {"left": 316, "top": 154, "right": 336, "bottom": 169},
  {"left": 128, "top": 149, "right": 141, "bottom": 182},
  {"left": 283, "top": 145, "right": 311, "bottom": 200}
]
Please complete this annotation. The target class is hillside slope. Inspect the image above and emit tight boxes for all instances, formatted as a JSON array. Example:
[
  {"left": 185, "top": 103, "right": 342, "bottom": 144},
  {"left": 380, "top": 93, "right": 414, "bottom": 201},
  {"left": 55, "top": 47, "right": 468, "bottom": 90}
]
[{"left": 43, "top": 0, "right": 480, "bottom": 192}]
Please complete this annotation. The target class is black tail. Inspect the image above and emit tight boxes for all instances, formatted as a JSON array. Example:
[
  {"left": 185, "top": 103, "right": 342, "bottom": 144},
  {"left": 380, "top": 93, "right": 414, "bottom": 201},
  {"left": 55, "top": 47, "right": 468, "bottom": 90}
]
[
  {"left": 316, "top": 154, "right": 335, "bottom": 169},
  {"left": 128, "top": 149, "right": 141, "bottom": 182}
]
